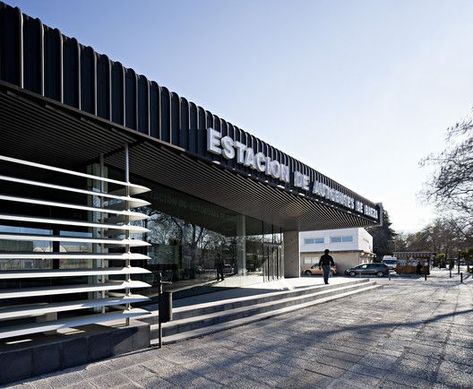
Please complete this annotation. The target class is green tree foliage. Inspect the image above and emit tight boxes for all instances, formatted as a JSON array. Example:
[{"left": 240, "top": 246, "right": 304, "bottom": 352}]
[{"left": 367, "top": 210, "right": 396, "bottom": 259}]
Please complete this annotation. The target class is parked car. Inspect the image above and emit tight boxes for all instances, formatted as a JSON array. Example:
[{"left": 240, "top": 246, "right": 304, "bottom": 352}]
[
  {"left": 382, "top": 256, "right": 397, "bottom": 270},
  {"left": 303, "top": 264, "right": 337, "bottom": 276},
  {"left": 223, "top": 264, "right": 234, "bottom": 275},
  {"left": 345, "top": 263, "right": 389, "bottom": 277}
]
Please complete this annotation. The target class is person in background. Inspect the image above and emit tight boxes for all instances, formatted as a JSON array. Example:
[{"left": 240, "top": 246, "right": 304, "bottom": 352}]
[
  {"left": 319, "top": 249, "right": 335, "bottom": 285},
  {"left": 416, "top": 261, "right": 422, "bottom": 275},
  {"left": 215, "top": 248, "right": 225, "bottom": 281}
]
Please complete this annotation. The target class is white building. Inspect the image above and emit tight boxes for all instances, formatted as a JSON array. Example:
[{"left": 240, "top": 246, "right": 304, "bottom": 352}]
[{"left": 299, "top": 228, "right": 375, "bottom": 274}]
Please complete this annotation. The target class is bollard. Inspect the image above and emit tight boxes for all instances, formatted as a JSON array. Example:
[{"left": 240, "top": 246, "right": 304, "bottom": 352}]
[
  {"left": 461, "top": 272, "right": 463, "bottom": 283},
  {"left": 450, "top": 269, "right": 452, "bottom": 278},
  {"left": 389, "top": 272, "right": 391, "bottom": 281},
  {"left": 158, "top": 291, "right": 173, "bottom": 323},
  {"left": 156, "top": 272, "right": 173, "bottom": 349},
  {"left": 425, "top": 274, "right": 427, "bottom": 281}
]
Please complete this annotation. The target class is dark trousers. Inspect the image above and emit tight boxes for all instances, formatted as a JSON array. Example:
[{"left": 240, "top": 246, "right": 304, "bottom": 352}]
[
  {"left": 216, "top": 266, "right": 224, "bottom": 281},
  {"left": 322, "top": 265, "right": 331, "bottom": 284}
]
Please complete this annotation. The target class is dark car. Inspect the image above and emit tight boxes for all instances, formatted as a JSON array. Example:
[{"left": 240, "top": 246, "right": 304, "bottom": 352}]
[{"left": 345, "top": 263, "right": 390, "bottom": 277}]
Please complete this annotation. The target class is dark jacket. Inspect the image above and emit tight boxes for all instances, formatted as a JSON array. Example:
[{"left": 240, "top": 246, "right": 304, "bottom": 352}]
[{"left": 319, "top": 254, "right": 335, "bottom": 267}]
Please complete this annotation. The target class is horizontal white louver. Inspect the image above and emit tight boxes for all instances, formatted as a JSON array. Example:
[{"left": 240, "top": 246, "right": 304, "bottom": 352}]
[
  {"left": 0, "top": 153, "right": 152, "bottom": 340},
  {"left": 0, "top": 280, "right": 151, "bottom": 299},
  {"left": 0, "top": 295, "right": 150, "bottom": 321},
  {"left": 0, "top": 234, "right": 150, "bottom": 247},
  {"left": 0, "top": 174, "right": 151, "bottom": 208},
  {"left": 0, "top": 214, "right": 149, "bottom": 232},
  {"left": 0, "top": 253, "right": 150, "bottom": 260},
  {"left": 0, "top": 267, "right": 151, "bottom": 279},
  {"left": 0, "top": 194, "right": 149, "bottom": 220}
]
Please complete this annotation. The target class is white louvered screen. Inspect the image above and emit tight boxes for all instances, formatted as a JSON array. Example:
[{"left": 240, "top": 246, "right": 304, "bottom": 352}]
[{"left": 0, "top": 153, "right": 152, "bottom": 340}]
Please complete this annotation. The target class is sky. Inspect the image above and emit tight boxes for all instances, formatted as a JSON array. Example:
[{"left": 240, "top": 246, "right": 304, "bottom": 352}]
[{"left": 6, "top": 0, "right": 473, "bottom": 232}]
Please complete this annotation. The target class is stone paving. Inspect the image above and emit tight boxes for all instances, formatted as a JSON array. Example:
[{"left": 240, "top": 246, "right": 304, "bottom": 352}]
[{"left": 8, "top": 272, "right": 473, "bottom": 388}]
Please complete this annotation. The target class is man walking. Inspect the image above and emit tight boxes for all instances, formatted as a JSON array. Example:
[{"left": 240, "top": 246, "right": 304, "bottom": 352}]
[
  {"left": 319, "top": 249, "right": 335, "bottom": 285},
  {"left": 215, "top": 248, "right": 225, "bottom": 281}
]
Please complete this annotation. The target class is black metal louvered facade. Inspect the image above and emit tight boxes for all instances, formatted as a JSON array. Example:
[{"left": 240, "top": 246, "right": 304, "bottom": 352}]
[{"left": 0, "top": 2, "right": 381, "bottom": 227}]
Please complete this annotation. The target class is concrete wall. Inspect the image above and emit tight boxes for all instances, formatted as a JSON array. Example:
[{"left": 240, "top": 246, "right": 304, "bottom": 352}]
[
  {"left": 283, "top": 231, "right": 300, "bottom": 278},
  {"left": 0, "top": 320, "right": 150, "bottom": 385}
]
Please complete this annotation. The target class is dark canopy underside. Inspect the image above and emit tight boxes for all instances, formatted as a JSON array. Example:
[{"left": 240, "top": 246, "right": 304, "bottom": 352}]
[{"left": 0, "top": 83, "right": 377, "bottom": 233}]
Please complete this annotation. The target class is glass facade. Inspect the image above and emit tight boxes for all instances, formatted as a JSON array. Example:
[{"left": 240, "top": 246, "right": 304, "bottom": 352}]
[{"left": 129, "top": 175, "right": 285, "bottom": 292}]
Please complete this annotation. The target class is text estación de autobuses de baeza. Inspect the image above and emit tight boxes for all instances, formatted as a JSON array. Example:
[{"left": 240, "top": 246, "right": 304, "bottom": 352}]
[{"left": 206, "top": 128, "right": 379, "bottom": 220}]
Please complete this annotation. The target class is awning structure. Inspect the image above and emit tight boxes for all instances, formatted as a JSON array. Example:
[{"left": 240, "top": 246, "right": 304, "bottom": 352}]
[
  {"left": 0, "top": 82, "right": 378, "bottom": 232},
  {"left": 0, "top": 1, "right": 381, "bottom": 232}
]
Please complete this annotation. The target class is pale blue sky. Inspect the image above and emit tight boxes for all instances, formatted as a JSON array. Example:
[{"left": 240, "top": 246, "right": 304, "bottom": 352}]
[{"left": 7, "top": 0, "right": 473, "bottom": 231}]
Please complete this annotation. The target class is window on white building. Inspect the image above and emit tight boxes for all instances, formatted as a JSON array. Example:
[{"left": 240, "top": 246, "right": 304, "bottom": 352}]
[
  {"left": 330, "top": 235, "right": 353, "bottom": 243},
  {"left": 304, "top": 257, "right": 318, "bottom": 264},
  {"left": 304, "top": 238, "right": 324, "bottom": 244}
]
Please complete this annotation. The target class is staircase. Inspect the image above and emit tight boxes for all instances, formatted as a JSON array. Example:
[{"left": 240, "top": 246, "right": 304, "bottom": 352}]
[{"left": 140, "top": 278, "right": 381, "bottom": 345}]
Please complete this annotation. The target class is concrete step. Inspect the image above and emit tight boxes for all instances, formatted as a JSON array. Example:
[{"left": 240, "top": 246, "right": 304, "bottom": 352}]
[
  {"left": 172, "top": 278, "right": 371, "bottom": 321},
  {"left": 150, "top": 281, "right": 381, "bottom": 344},
  {"left": 158, "top": 281, "right": 378, "bottom": 337},
  {"left": 140, "top": 278, "right": 372, "bottom": 326}
]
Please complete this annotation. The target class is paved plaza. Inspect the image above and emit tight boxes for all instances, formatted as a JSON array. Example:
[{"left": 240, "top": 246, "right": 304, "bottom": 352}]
[{"left": 9, "top": 272, "right": 473, "bottom": 388}]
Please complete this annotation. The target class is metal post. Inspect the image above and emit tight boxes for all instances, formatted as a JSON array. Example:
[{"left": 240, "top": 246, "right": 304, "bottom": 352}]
[
  {"left": 389, "top": 272, "right": 391, "bottom": 281},
  {"left": 461, "top": 272, "right": 463, "bottom": 283},
  {"left": 100, "top": 153, "right": 106, "bottom": 314},
  {"left": 158, "top": 272, "right": 162, "bottom": 349},
  {"left": 424, "top": 274, "right": 427, "bottom": 281},
  {"left": 449, "top": 269, "right": 452, "bottom": 278},
  {"left": 124, "top": 144, "right": 131, "bottom": 326}
]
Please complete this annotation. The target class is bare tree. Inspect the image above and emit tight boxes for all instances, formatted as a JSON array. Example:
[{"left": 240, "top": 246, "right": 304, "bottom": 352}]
[
  {"left": 421, "top": 112, "right": 473, "bottom": 224},
  {"left": 403, "top": 218, "right": 472, "bottom": 257}
]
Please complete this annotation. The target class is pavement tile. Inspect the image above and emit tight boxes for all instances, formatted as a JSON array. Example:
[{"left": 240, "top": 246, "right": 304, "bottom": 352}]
[
  {"left": 127, "top": 375, "right": 176, "bottom": 389},
  {"left": 338, "top": 370, "right": 383, "bottom": 387},
  {"left": 139, "top": 359, "right": 183, "bottom": 379},
  {"left": 115, "top": 383, "right": 144, "bottom": 389},
  {"left": 163, "top": 369, "right": 222, "bottom": 388},
  {"left": 10, "top": 275, "right": 473, "bottom": 388},
  {"left": 259, "top": 362, "right": 301, "bottom": 378},
  {"left": 439, "top": 360, "right": 473, "bottom": 375},
  {"left": 326, "top": 377, "right": 372, "bottom": 389},
  {"left": 348, "top": 363, "right": 390, "bottom": 379},
  {"left": 404, "top": 343, "right": 444, "bottom": 359},
  {"left": 358, "top": 353, "right": 398, "bottom": 370},
  {"left": 192, "top": 365, "right": 237, "bottom": 385},
  {"left": 392, "top": 358, "right": 438, "bottom": 381},
  {"left": 235, "top": 365, "right": 288, "bottom": 386},
  {"left": 225, "top": 375, "right": 271, "bottom": 389},
  {"left": 311, "top": 355, "right": 356, "bottom": 371},
  {"left": 437, "top": 368, "right": 473, "bottom": 389},
  {"left": 385, "top": 372, "right": 437, "bottom": 388},
  {"left": 29, "top": 382, "right": 55, "bottom": 389},
  {"left": 64, "top": 381, "right": 100, "bottom": 389},
  {"left": 303, "top": 362, "right": 345, "bottom": 379},
  {"left": 378, "top": 379, "right": 417, "bottom": 388},
  {"left": 278, "top": 372, "right": 332, "bottom": 389},
  {"left": 89, "top": 372, "right": 134, "bottom": 388}
]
